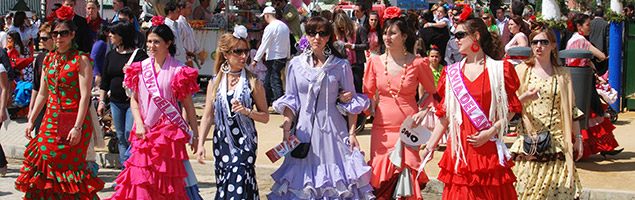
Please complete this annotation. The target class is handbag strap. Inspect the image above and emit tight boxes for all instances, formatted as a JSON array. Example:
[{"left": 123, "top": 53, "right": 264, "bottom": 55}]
[{"left": 126, "top": 49, "right": 140, "bottom": 66}]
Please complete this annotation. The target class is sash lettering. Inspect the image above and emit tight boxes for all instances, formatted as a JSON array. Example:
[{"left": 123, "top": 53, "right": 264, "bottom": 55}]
[
  {"left": 447, "top": 62, "right": 493, "bottom": 131},
  {"left": 142, "top": 59, "right": 191, "bottom": 134}
]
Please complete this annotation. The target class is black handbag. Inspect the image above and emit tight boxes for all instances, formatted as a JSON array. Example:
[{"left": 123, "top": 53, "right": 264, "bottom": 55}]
[
  {"left": 291, "top": 84, "right": 323, "bottom": 159},
  {"left": 523, "top": 74, "right": 557, "bottom": 155}
]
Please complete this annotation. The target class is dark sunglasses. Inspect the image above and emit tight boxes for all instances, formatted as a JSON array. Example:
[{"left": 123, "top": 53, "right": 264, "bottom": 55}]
[
  {"left": 482, "top": 16, "right": 490, "bottom": 19},
  {"left": 306, "top": 30, "right": 329, "bottom": 37},
  {"left": 531, "top": 39, "right": 550, "bottom": 45},
  {"left": 51, "top": 30, "right": 71, "bottom": 38},
  {"left": 454, "top": 31, "right": 468, "bottom": 40},
  {"left": 230, "top": 48, "right": 250, "bottom": 56},
  {"left": 40, "top": 36, "right": 51, "bottom": 41}
]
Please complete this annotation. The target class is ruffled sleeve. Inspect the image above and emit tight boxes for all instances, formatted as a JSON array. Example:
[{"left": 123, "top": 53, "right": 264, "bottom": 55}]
[
  {"left": 123, "top": 61, "right": 142, "bottom": 92},
  {"left": 337, "top": 60, "right": 370, "bottom": 115},
  {"left": 503, "top": 60, "right": 522, "bottom": 113},
  {"left": 435, "top": 67, "right": 448, "bottom": 117},
  {"left": 272, "top": 60, "right": 300, "bottom": 115},
  {"left": 171, "top": 66, "right": 200, "bottom": 101}
]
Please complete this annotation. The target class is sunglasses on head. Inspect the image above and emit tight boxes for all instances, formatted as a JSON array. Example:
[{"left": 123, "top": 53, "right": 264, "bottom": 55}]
[
  {"left": 40, "top": 36, "right": 51, "bottom": 41},
  {"left": 230, "top": 48, "right": 250, "bottom": 55},
  {"left": 454, "top": 31, "right": 468, "bottom": 40},
  {"left": 51, "top": 30, "right": 71, "bottom": 38},
  {"left": 306, "top": 30, "right": 329, "bottom": 37},
  {"left": 531, "top": 39, "right": 550, "bottom": 45}
]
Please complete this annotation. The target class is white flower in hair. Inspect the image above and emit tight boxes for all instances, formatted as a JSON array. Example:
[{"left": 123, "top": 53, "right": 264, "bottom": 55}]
[{"left": 233, "top": 25, "right": 248, "bottom": 39}]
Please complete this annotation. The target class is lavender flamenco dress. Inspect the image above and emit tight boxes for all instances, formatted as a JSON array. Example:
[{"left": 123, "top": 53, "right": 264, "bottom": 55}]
[{"left": 268, "top": 52, "right": 375, "bottom": 199}]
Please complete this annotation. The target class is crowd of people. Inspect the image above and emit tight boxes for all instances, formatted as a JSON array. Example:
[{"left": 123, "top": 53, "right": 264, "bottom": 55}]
[{"left": 0, "top": 0, "right": 628, "bottom": 199}]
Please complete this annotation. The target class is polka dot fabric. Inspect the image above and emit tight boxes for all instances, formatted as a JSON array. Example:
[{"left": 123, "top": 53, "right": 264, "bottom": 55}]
[
  {"left": 15, "top": 50, "right": 105, "bottom": 199},
  {"left": 213, "top": 91, "right": 259, "bottom": 200}
]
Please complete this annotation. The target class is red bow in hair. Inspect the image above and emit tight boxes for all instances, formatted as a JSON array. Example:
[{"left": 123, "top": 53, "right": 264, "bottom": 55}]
[
  {"left": 530, "top": 15, "right": 536, "bottom": 20},
  {"left": 458, "top": 5, "right": 472, "bottom": 22},
  {"left": 383, "top": 6, "right": 402, "bottom": 21}
]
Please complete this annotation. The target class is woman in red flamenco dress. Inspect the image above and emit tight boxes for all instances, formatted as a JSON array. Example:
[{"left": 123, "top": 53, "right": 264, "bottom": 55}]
[
  {"left": 15, "top": 17, "right": 105, "bottom": 199},
  {"left": 422, "top": 17, "right": 521, "bottom": 199}
]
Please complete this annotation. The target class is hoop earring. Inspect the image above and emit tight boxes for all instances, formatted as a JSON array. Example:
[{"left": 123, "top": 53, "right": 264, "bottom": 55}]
[
  {"left": 220, "top": 60, "right": 230, "bottom": 74},
  {"left": 578, "top": 30, "right": 584, "bottom": 35},
  {"left": 323, "top": 45, "right": 332, "bottom": 56},
  {"left": 471, "top": 39, "right": 480, "bottom": 52},
  {"left": 303, "top": 47, "right": 313, "bottom": 55}
]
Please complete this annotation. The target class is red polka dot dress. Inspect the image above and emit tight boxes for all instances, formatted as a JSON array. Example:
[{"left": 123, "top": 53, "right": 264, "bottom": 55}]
[{"left": 15, "top": 50, "right": 105, "bottom": 200}]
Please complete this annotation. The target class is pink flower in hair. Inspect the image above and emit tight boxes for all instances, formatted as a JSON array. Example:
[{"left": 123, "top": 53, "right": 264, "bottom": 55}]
[{"left": 151, "top": 16, "right": 165, "bottom": 26}]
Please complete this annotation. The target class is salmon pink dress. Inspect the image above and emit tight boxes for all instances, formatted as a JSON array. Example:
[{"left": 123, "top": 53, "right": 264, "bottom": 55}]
[{"left": 363, "top": 55, "right": 437, "bottom": 200}]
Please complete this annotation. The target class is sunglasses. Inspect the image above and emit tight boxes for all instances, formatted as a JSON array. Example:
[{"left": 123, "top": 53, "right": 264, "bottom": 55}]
[
  {"left": 531, "top": 39, "right": 550, "bottom": 45},
  {"left": 482, "top": 16, "right": 490, "bottom": 19},
  {"left": 306, "top": 30, "right": 329, "bottom": 37},
  {"left": 230, "top": 48, "right": 250, "bottom": 56},
  {"left": 51, "top": 30, "right": 71, "bottom": 38},
  {"left": 40, "top": 36, "right": 51, "bottom": 41},
  {"left": 454, "top": 31, "right": 468, "bottom": 40}
]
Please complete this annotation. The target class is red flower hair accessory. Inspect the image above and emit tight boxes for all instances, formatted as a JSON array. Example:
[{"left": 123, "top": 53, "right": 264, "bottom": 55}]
[
  {"left": 566, "top": 20, "right": 575, "bottom": 32},
  {"left": 458, "top": 5, "right": 472, "bottom": 22},
  {"left": 430, "top": 44, "right": 438, "bottom": 49},
  {"left": 55, "top": 6, "right": 75, "bottom": 21},
  {"left": 152, "top": 16, "right": 165, "bottom": 26},
  {"left": 383, "top": 6, "right": 402, "bottom": 21}
]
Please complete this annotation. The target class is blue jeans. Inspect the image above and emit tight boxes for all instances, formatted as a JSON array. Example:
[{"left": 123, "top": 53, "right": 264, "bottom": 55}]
[
  {"left": 111, "top": 102, "right": 133, "bottom": 168},
  {"left": 264, "top": 59, "right": 286, "bottom": 105}
]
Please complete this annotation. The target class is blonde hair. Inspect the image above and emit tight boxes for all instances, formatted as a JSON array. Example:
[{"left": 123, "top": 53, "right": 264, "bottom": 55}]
[
  {"left": 333, "top": 13, "right": 356, "bottom": 40},
  {"left": 209, "top": 33, "right": 259, "bottom": 104}
]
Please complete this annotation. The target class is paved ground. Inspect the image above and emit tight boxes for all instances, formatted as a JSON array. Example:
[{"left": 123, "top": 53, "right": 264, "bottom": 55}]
[{"left": 1, "top": 94, "right": 635, "bottom": 199}]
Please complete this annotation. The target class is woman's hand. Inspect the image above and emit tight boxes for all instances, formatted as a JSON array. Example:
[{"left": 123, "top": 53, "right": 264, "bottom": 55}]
[
  {"left": 25, "top": 122, "right": 34, "bottom": 140},
  {"left": 135, "top": 125, "right": 146, "bottom": 140},
  {"left": 97, "top": 102, "right": 106, "bottom": 116},
  {"left": 467, "top": 126, "right": 496, "bottom": 147},
  {"left": 67, "top": 128, "right": 81, "bottom": 146},
  {"left": 420, "top": 146, "right": 435, "bottom": 160},
  {"left": 574, "top": 137, "right": 584, "bottom": 161},
  {"left": 339, "top": 91, "right": 353, "bottom": 103},
  {"left": 520, "top": 88, "right": 540, "bottom": 102},
  {"left": 411, "top": 110, "right": 428, "bottom": 128},
  {"left": 195, "top": 145, "right": 206, "bottom": 164},
  {"left": 349, "top": 134, "right": 360, "bottom": 151},
  {"left": 344, "top": 43, "right": 353, "bottom": 49},
  {"left": 231, "top": 99, "right": 249, "bottom": 115}
]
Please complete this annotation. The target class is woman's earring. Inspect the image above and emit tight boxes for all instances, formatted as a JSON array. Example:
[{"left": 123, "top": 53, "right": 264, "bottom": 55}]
[
  {"left": 221, "top": 60, "right": 230, "bottom": 74},
  {"left": 323, "top": 45, "right": 332, "bottom": 56},
  {"left": 471, "top": 39, "right": 480, "bottom": 52}
]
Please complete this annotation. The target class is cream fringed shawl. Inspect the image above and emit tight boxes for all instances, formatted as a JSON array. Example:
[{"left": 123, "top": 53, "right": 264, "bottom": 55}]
[
  {"left": 445, "top": 56, "right": 512, "bottom": 171},
  {"left": 516, "top": 63, "right": 577, "bottom": 185}
]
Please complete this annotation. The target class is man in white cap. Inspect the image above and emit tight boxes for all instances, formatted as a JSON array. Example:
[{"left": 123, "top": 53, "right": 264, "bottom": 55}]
[{"left": 252, "top": 6, "right": 290, "bottom": 105}]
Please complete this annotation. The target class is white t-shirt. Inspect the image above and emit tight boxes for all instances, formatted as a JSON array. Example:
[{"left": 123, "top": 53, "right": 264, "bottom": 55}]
[{"left": 254, "top": 19, "right": 290, "bottom": 61}]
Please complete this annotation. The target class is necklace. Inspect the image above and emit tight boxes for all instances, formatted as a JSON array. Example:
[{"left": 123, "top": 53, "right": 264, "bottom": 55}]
[{"left": 383, "top": 49, "right": 409, "bottom": 99}]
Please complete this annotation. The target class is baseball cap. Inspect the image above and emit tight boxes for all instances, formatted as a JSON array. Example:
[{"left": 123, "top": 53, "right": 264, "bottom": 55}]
[{"left": 260, "top": 6, "right": 276, "bottom": 17}]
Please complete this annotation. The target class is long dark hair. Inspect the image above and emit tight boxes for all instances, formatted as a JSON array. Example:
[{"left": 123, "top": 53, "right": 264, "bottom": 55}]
[
  {"left": 109, "top": 20, "right": 135, "bottom": 49},
  {"left": 304, "top": 16, "right": 346, "bottom": 59},
  {"left": 367, "top": 11, "right": 383, "bottom": 50},
  {"left": 456, "top": 17, "right": 505, "bottom": 59},
  {"left": 383, "top": 17, "right": 416, "bottom": 53},
  {"left": 13, "top": 11, "right": 27, "bottom": 29},
  {"left": 95, "top": 23, "right": 109, "bottom": 42},
  {"left": 7, "top": 31, "right": 27, "bottom": 55},
  {"left": 146, "top": 24, "right": 176, "bottom": 56}
]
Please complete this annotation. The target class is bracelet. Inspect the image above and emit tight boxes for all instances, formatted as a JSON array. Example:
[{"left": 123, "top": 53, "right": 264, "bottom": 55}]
[
  {"left": 494, "top": 125, "right": 500, "bottom": 133},
  {"left": 99, "top": 100, "right": 106, "bottom": 105},
  {"left": 73, "top": 126, "right": 82, "bottom": 131},
  {"left": 247, "top": 108, "right": 253, "bottom": 117},
  {"left": 575, "top": 135, "right": 583, "bottom": 139}
]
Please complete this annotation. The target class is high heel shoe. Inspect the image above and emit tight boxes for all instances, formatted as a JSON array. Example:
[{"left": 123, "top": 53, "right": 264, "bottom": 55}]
[
  {"left": 0, "top": 165, "right": 7, "bottom": 177},
  {"left": 600, "top": 148, "right": 624, "bottom": 159}
]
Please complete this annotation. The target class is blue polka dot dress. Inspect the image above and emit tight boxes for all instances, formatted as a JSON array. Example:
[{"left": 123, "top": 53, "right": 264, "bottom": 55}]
[{"left": 212, "top": 90, "right": 259, "bottom": 200}]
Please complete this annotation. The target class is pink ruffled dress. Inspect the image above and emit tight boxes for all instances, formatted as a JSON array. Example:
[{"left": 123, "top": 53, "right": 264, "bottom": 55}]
[{"left": 105, "top": 56, "right": 199, "bottom": 200}]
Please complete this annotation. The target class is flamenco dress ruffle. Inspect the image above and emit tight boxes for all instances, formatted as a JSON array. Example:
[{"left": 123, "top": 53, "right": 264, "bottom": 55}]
[
  {"left": 105, "top": 119, "right": 191, "bottom": 200},
  {"left": 268, "top": 93, "right": 375, "bottom": 199},
  {"left": 580, "top": 104, "right": 619, "bottom": 159}
]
